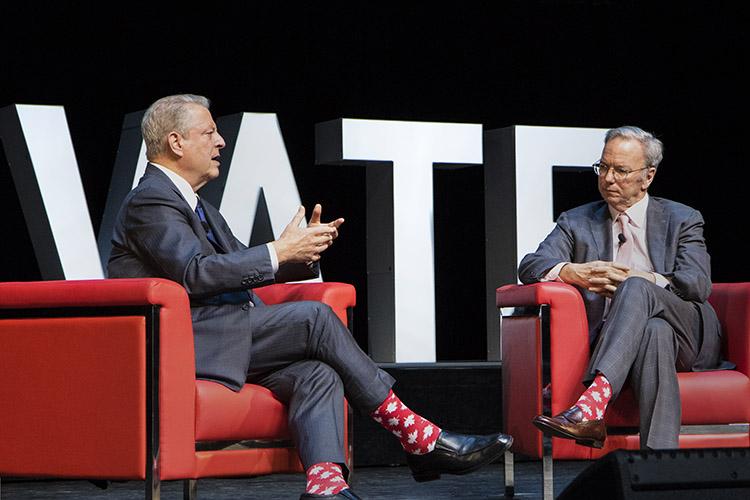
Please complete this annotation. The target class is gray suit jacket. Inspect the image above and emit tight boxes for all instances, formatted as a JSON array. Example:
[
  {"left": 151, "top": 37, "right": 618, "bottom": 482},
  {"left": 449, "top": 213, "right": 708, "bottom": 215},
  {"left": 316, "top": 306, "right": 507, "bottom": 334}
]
[
  {"left": 518, "top": 196, "right": 722, "bottom": 371},
  {"left": 108, "top": 164, "right": 318, "bottom": 390}
]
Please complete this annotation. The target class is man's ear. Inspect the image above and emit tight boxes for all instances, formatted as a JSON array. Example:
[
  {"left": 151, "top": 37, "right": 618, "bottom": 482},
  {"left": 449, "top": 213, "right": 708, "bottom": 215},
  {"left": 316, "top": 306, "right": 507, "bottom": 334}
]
[
  {"left": 167, "top": 131, "right": 184, "bottom": 158},
  {"left": 642, "top": 167, "right": 657, "bottom": 191}
]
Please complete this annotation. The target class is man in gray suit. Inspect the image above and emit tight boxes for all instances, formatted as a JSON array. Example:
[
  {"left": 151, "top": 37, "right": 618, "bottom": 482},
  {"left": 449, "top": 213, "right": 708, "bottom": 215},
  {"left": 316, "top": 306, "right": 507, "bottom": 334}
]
[
  {"left": 519, "top": 126, "right": 723, "bottom": 450},
  {"left": 108, "top": 94, "right": 511, "bottom": 499}
]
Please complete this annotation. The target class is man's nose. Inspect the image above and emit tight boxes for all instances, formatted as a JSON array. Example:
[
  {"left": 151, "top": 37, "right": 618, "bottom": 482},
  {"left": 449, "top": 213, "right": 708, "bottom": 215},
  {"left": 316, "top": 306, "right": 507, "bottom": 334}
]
[{"left": 216, "top": 132, "right": 226, "bottom": 149}]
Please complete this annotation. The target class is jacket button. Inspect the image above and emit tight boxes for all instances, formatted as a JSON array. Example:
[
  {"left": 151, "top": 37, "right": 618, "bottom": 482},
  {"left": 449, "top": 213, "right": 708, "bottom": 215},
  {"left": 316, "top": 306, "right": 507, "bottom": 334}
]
[{"left": 242, "top": 304, "right": 250, "bottom": 311}]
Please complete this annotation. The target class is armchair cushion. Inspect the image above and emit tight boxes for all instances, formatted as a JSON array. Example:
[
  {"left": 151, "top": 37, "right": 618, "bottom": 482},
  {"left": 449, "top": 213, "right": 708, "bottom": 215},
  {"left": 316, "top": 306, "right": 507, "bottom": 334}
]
[
  {"left": 195, "top": 381, "right": 289, "bottom": 442},
  {"left": 606, "top": 371, "right": 750, "bottom": 427}
]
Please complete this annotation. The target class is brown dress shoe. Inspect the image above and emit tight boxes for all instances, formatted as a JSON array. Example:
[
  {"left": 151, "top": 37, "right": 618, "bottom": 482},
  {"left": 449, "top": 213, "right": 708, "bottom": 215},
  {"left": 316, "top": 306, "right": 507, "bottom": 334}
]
[{"left": 532, "top": 406, "right": 606, "bottom": 448}]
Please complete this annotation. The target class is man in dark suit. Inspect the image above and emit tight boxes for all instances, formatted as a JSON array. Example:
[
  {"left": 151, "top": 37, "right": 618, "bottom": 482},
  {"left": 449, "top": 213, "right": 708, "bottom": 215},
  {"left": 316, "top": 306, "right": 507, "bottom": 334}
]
[
  {"left": 108, "top": 94, "right": 511, "bottom": 499},
  {"left": 518, "top": 126, "right": 724, "bottom": 450}
]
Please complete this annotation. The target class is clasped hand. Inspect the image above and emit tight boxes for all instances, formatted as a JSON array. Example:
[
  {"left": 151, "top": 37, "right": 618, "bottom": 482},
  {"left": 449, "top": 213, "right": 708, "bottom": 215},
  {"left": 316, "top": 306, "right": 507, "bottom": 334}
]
[
  {"left": 560, "top": 260, "right": 653, "bottom": 298},
  {"left": 272, "top": 204, "right": 345, "bottom": 264}
]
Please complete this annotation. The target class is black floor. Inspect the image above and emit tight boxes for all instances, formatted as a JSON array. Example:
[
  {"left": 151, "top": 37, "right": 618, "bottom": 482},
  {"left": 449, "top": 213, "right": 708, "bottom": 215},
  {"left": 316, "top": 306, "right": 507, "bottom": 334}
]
[{"left": 1, "top": 461, "right": 590, "bottom": 499}]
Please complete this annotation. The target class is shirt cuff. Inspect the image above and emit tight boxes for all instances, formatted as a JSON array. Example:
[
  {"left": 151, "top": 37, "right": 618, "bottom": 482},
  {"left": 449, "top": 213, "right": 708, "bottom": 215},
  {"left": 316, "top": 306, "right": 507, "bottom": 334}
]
[
  {"left": 266, "top": 243, "right": 279, "bottom": 273},
  {"left": 542, "top": 262, "right": 568, "bottom": 282},
  {"left": 653, "top": 272, "right": 669, "bottom": 288}
]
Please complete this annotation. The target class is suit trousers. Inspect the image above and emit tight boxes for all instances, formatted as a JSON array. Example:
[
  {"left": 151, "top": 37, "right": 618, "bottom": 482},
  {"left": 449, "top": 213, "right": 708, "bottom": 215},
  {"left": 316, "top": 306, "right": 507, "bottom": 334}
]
[
  {"left": 243, "top": 300, "right": 395, "bottom": 469},
  {"left": 586, "top": 277, "right": 701, "bottom": 449}
]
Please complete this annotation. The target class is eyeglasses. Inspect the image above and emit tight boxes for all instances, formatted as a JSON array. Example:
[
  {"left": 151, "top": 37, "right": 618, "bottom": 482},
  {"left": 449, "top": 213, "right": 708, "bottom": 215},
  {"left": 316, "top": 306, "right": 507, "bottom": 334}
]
[{"left": 592, "top": 161, "right": 650, "bottom": 181}]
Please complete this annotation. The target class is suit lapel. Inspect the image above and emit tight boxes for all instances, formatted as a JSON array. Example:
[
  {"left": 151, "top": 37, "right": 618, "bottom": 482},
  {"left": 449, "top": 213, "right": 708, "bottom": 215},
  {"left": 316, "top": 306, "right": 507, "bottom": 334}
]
[
  {"left": 646, "top": 197, "right": 668, "bottom": 273},
  {"left": 589, "top": 203, "right": 613, "bottom": 261},
  {"left": 144, "top": 164, "right": 230, "bottom": 253}
]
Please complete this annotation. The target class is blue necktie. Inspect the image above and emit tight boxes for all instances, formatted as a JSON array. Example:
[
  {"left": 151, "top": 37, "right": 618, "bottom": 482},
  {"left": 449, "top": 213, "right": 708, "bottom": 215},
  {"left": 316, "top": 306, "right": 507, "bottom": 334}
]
[{"left": 195, "top": 200, "right": 221, "bottom": 250}]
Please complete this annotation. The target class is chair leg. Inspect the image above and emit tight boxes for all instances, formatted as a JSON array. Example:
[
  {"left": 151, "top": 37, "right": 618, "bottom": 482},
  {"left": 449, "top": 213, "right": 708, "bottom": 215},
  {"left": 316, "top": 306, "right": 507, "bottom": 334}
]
[
  {"left": 346, "top": 401, "right": 354, "bottom": 483},
  {"left": 183, "top": 479, "right": 197, "bottom": 500},
  {"left": 145, "top": 474, "right": 161, "bottom": 500},
  {"left": 503, "top": 450, "right": 514, "bottom": 497},
  {"left": 542, "top": 450, "right": 554, "bottom": 500}
]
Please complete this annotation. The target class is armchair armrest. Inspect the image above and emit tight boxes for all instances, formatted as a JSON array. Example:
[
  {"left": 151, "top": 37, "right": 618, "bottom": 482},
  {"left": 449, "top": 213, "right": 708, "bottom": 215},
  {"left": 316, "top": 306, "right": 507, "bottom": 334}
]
[
  {"left": 0, "top": 277, "right": 186, "bottom": 309},
  {"left": 496, "top": 282, "right": 590, "bottom": 381},
  {"left": 496, "top": 282, "right": 591, "bottom": 458},
  {"left": 255, "top": 282, "right": 356, "bottom": 326},
  {"left": 0, "top": 278, "right": 197, "bottom": 479},
  {"left": 497, "top": 281, "right": 587, "bottom": 314},
  {"left": 709, "top": 282, "right": 750, "bottom": 376}
]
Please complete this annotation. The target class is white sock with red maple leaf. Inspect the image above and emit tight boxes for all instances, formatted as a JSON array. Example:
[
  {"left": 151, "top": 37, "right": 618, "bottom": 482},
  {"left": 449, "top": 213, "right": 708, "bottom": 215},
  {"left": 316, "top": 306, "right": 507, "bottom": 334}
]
[{"left": 370, "top": 390, "right": 442, "bottom": 455}]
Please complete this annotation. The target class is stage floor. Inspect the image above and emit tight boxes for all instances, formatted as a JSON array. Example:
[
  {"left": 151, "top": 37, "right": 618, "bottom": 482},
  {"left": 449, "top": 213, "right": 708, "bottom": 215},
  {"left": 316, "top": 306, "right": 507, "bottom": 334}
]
[{"left": 1, "top": 460, "right": 590, "bottom": 499}]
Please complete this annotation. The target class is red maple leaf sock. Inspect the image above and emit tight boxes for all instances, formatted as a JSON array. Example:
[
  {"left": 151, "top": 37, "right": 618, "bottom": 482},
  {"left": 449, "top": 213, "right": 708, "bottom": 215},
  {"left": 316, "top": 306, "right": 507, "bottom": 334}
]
[
  {"left": 370, "top": 390, "right": 442, "bottom": 455},
  {"left": 305, "top": 462, "right": 348, "bottom": 496},
  {"left": 574, "top": 373, "right": 612, "bottom": 422}
]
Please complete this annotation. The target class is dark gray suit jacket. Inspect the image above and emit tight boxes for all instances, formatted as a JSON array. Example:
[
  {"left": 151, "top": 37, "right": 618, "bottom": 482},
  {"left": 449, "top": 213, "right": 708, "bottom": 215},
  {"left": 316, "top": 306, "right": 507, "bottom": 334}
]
[
  {"left": 518, "top": 196, "right": 722, "bottom": 371},
  {"left": 108, "top": 164, "right": 318, "bottom": 390}
]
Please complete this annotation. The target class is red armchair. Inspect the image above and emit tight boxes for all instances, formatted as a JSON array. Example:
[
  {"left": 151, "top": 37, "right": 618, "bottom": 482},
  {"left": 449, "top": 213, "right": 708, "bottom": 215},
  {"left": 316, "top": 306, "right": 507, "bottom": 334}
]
[
  {"left": 497, "top": 281, "right": 750, "bottom": 498},
  {"left": 0, "top": 278, "right": 356, "bottom": 499}
]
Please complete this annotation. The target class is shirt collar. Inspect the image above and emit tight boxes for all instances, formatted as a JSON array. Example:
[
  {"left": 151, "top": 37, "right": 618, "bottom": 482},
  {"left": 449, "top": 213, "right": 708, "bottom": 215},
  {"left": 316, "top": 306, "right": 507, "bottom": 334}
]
[
  {"left": 609, "top": 193, "right": 649, "bottom": 229},
  {"left": 150, "top": 163, "right": 199, "bottom": 211}
]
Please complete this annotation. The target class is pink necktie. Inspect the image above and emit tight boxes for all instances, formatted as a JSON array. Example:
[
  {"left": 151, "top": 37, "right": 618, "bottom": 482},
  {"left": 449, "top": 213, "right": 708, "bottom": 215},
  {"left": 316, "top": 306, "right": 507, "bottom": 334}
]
[{"left": 616, "top": 213, "right": 634, "bottom": 267}]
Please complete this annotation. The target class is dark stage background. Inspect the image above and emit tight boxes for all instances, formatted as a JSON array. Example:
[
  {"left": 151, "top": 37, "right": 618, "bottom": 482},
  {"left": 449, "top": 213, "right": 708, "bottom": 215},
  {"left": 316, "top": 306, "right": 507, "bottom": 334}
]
[{"left": 2, "top": 2, "right": 747, "bottom": 361}]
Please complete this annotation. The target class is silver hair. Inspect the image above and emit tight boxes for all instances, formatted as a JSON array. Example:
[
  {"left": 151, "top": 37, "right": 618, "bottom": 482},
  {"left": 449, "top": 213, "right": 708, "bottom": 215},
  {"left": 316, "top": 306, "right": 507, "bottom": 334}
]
[
  {"left": 141, "top": 94, "right": 210, "bottom": 160},
  {"left": 605, "top": 125, "right": 664, "bottom": 168}
]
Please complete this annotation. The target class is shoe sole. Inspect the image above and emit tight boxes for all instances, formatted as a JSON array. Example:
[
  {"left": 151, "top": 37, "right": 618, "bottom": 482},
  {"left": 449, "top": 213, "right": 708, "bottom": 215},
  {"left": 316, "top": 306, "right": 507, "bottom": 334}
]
[
  {"left": 532, "top": 419, "right": 604, "bottom": 449},
  {"left": 411, "top": 436, "right": 514, "bottom": 482}
]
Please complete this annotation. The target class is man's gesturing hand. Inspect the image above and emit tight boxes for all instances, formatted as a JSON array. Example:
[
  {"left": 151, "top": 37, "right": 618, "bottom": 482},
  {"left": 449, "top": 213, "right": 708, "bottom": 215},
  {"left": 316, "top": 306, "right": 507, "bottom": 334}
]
[
  {"left": 308, "top": 203, "right": 345, "bottom": 241},
  {"left": 272, "top": 205, "right": 344, "bottom": 264}
]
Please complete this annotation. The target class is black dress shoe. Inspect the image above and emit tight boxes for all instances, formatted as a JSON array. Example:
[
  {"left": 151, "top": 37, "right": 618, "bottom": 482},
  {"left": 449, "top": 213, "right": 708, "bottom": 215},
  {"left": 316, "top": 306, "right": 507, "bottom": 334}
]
[
  {"left": 300, "top": 487, "right": 361, "bottom": 499},
  {"left": 532, "top": 406, "right": 606, "bottom": 448},
  {"left": 406, "top": 430, "right": 513, "bottom": 482}
]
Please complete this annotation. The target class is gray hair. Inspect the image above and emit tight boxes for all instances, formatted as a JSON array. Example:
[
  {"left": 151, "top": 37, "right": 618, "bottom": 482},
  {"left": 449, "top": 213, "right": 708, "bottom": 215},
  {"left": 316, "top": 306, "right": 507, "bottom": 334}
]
[
  {"left": 141, "top": 94, "right": 210, "bottom": 160},
  {"left": 605, "top": 125, "right": 664, "bottom": 168}
]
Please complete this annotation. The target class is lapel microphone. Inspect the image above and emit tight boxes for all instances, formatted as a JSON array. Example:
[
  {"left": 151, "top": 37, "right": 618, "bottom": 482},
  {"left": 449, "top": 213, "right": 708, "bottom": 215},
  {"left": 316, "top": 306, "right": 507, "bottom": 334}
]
[{"left": 618, "top": 233, "right": 627, "bottom": 247}]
